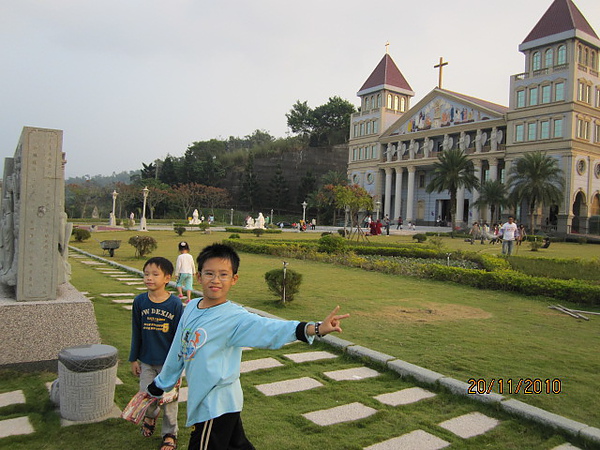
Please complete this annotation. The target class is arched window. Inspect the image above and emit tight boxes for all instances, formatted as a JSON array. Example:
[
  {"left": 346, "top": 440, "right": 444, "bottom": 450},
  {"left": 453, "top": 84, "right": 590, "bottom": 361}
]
[
  {"left": 532, "top": 52, "right": 541, "bottom": 71},
  {"left": 545, "top": 48, "right": 554, "bottom": 68},
  {"left": 584, "top": 48, "right": 589, "bottom": 66},
  {"left": 400, "top": 97, "right": 406, "bottom": 112},
  {"left": 557, "top": 45, "right": 566, "bottom": 65},
  {"left": 387, "top": 94, "right": 392, "bottom": 109},
  {"left": 364, "top": 97, "right": 370, "bottom": 110},
  {"left": 578, "top": 44, "right": 583, "bottom": 64},
  {"left": 591, "top": 51, "right": 597, "bottom": 71},
  {"left": 377, "top": 94, "right": 381, "bottom": 107},
  {"left": 394, "top": 96, "right": 399, "bottom": 110}
]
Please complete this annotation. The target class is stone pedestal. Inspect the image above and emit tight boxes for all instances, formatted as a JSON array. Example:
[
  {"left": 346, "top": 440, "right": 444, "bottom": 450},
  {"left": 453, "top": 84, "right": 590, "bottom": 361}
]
[
  {"left": 0, "top": 282, "right": 100, "bottom": 371},
  {"left": 58, "top": 344, "right": 118, "bottom": 421}
]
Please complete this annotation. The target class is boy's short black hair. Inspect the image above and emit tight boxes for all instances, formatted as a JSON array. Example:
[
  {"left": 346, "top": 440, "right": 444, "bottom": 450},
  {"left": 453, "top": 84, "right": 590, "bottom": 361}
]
[
  {"left": 196, "top": 244, "right": 240, "bottom": 274},
  {"left": 143, "top": 257, "right": 174, "bottom": 276},
  {"left": 178, "top": 241, "right": 190, "bottom": 251}
]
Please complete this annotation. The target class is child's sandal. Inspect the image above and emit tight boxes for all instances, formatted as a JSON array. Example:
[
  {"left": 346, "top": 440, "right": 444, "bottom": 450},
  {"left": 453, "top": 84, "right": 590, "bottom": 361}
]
[
  {"left": 160, "top": 433, "right": 177, "bottom": 449},
  {"left": 140, "top": 417, "right": 155, "bottom": 437}
]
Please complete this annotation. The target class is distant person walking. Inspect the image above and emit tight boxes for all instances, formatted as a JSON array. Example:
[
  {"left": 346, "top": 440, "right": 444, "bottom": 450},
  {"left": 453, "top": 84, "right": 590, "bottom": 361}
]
[
  {"left": 396, "top": 216, "right": 403, "bottom": 230},
  {"left": 500, "top": 216, "right": 518, "bottom": 255},
  {"left": 175, "top": 241, "right": 196, "bottom": 303}
]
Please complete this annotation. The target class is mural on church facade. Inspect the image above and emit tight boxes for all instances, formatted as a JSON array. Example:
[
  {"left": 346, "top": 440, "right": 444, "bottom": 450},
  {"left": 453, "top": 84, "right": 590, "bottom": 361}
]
[{"left": 396, "top": 97, "right": 498, "bottom": 135}]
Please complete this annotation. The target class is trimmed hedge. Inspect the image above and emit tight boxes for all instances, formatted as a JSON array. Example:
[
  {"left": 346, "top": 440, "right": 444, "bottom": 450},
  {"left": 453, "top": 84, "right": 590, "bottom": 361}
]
[
  {"left": 223, "top": 239, "right": 600, "bottom": 306},
  {"left": 224, "top": 227, "right": 282, "bottom": 234}
]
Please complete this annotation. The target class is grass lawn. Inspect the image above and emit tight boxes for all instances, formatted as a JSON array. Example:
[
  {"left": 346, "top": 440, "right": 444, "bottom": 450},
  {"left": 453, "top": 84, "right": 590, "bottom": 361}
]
[
  {"left": 0, "top": 228, "right": 598, "bottom": 449},
  {"left": 71, "top": 230, "right": 600, "bottom": 427}
]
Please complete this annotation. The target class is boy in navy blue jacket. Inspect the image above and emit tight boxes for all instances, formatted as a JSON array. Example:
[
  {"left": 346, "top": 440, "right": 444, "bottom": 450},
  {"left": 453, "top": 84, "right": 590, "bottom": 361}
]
[{"left": 129, "top": 256, "right": 183, "bottom": 450}]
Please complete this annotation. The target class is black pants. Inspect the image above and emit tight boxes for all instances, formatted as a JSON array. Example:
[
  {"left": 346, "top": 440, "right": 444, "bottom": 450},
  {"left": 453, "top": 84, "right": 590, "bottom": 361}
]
[{"left": 189, "top": 412, "right": 255, "bottom": 450}]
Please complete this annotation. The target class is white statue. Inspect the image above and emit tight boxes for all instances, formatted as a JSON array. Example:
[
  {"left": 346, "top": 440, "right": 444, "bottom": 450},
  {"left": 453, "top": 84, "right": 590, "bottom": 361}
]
[
  {"left": 189, "top": 209, "right": 201, "bottom": 225},
  {"left": 256, "top": 212, "right": 266, "bottom": 229},
  {"left": 475, "top": 130, "right": 482, "bottom": 152},
  {"left": 245, "top": 216, "right": 255, "bottom": 229}
]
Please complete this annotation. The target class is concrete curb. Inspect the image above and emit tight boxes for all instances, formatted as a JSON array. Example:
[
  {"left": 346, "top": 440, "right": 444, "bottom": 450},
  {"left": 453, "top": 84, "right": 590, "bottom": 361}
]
[{"left": 69, "top": 246, "right": 600, "bottom": 446}]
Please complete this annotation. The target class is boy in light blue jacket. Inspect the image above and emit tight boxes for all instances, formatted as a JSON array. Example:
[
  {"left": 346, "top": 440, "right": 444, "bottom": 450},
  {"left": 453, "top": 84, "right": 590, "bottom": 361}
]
[{"left": 148, "top": 243, "right": 349, "bottom": 450}]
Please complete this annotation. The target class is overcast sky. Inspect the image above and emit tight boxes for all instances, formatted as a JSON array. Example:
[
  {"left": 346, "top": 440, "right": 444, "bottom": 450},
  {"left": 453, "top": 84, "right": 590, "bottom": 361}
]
[{"left": 1, "top": 0, "right": 599, "bottom": 178}]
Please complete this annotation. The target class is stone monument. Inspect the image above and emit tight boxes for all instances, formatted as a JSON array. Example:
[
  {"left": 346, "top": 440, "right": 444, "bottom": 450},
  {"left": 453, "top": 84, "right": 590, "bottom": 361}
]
[
  {"left": 189, "top": 208, "right": 201, "bottom": 225},
  {"left": 0, "top": 127, "right": 100, "bottom": 371}
]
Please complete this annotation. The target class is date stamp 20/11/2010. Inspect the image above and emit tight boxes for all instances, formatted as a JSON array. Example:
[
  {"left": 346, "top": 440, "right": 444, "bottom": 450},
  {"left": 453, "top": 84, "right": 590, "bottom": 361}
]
[{"left": 467, "top": 378, "right": 562, "bottom": 395}]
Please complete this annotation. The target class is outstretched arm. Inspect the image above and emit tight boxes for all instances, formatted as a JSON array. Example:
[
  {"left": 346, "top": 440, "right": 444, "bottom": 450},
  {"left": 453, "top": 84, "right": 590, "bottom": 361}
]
[{"left": 308, "top": 305, "right": 350, "bottom": 337}]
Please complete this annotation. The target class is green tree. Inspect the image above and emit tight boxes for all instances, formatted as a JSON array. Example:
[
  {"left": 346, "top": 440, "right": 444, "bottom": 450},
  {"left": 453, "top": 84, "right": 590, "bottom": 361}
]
[
  {"left": 241, "top": 153, "right": 261, "bottom": 211},
  {"left": 507, "top": 151, "right": 564, "bottom": 232},
  {"left": 333, "top": 184, "right": 373, "bottom": 238},
  {"left": 312, "top": 96, "right": 356, "bottom": 145},
  {"left": 158, "top": 155, "right": 179, "bottom": 186},
  {"left": 472, "top": 179, "right": 510, "bottom": 225},
  {"left": 140, "top": 162, "right": 157, "bottom": 180},
  {"left": 286, "top": 100, "right": 313, "bottom": 138},
  {"left": 268, "top": 164, "right": 290, "bottom": 213},
  {"left": 286, "top": 97, "right": 356, "bottom": 146},
  {"left": 296, "top": 171, "right": 316, "bottom": 205},
  {"left": 426, "top": 148, "right": 479, "bottom": 232}
]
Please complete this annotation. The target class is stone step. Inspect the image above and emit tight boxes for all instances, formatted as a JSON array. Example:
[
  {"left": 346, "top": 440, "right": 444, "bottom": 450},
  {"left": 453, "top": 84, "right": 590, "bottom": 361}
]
[
  {"left": 302, "top": 402, "right": 377, "bottom": 426},
  {"left": 364, "top": 429, "right": 450, "bottom": 450}
]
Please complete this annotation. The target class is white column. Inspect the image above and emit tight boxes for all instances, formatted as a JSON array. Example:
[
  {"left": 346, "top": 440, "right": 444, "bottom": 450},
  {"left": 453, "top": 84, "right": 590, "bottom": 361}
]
[
  {"left": 488, "top": 158, "right": 499, "bottom": 222},
  {"left": 456, "top": 185, "right": 465, "bottom": 228},
  {"left": 471, "top": 160, "right": 482, "bottom": 224},
  {"left": 384, "top": 167, "right": 393, "bottom": 217},
  {"left": 394, "top": 167, "right": 403, "bottom": 219},
  {"left": 406, "top": 166, "right": 416, "bottom": 223}
]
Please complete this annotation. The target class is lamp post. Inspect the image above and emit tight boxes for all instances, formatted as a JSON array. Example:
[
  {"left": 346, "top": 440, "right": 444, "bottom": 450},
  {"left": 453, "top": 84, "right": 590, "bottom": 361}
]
[
  {"left": 110, "top": 190, "right": 118, "bottom": 227},
  {"left": 230, "top": 208, "right": 234, "bottom": 225},
  {"left": 140, "top": 186, "right": 149, "bottom": 231},
  {"left": 270, "top": 209, "right": 273, "bottom": 225},
  {"left": 376, "top": 200, "right": 381, "bottom": 220},
  {"left": 302, "top": 201, "right": 307, "bottom": 224}
]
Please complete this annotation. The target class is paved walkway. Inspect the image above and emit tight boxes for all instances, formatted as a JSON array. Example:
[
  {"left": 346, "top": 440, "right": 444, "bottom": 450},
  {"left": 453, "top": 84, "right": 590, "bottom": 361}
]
[{"left": 1, "top": 250, "right": 598, "bottom": 448}]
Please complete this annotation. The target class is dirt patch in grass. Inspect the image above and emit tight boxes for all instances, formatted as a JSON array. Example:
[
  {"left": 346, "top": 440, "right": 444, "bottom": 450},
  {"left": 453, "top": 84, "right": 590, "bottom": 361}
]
[{"left": 358, "top": 302, "right": 492, "bottom": 322}]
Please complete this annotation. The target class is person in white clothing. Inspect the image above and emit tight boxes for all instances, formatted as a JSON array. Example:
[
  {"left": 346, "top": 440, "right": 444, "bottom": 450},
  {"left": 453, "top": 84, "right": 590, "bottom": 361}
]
[
  {"left": 500, "top": 216, "right": 518, "bottom": 256},
  {"left": 175, "top": 241, "right": 196, "bottom": 303}
]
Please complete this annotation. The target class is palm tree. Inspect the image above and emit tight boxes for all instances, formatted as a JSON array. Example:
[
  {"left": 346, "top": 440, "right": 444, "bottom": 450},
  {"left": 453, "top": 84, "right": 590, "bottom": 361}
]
[
  {"left": 426, "top": 148, "right": 479, "bottom": 232},
  {"left": 472, "top": 179, "right": 510, "bottom": 225},
  {"left": 507, "top": 151, "right": 564, "bottom": 233}
]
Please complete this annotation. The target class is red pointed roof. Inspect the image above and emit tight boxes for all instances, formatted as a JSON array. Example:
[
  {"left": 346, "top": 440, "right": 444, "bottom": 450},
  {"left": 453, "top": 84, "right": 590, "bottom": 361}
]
[
  {"left": 358, "top": 54, "right": 414, "bottom": 96},
  {"left": 522, "top": 0, "right": 598, "bottom": 44}
]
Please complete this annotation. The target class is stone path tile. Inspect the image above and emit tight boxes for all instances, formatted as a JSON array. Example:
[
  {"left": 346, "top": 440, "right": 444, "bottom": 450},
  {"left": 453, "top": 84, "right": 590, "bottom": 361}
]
[
  {"left": 0, "top": 416, "right": 35, "bottom": 438},
  {"left": 255, "top": 377, "right": 323, "bottom": 396},
  {"left": 115, "top": 278, "right": 142, "bottom": 281},
  {"left": 240, "top": 357, "right": 283, "bottom": 373},
  {"left": 302, "top": 402, "right": 377, "bottom": 426},
  {"left": 364, "top": 429, "right": 450, "bottom": 450},
  {"left": 108, "top": 274, "right": 128, "bottom": 277},
  {"left": 79, "top": 261, "right": 106, "bottom": 265},
  {"left": 283, "top": 351, "right": 337, "bottom": 363},
  {"left": 100, "top": 293, "right": 135, "bottom": 297},
  {"left": 136, "top": 287, "right": 147, "bottom": 290},
  {"left": 111, "top": 299, "right": 134, "bottom": 304},
  {"left": 0, "top": 390, "right": 26, "bottom": 408},
  {"left": 125, "top": 282, "right": 145, "bottom": 285},
  {"left": 122, "top": 305, "right": 133, "bottom": 311},
  {"left": 438, "top": 411, "right": 500, "bottom": 438},
  {"left": 552, "top": 444, "right": 581, "bottom": 449},
  {"left": 323, "top": 367, "right": 380, "bottom": 381},
  {"left": 374, "top": 387, "right": 436, "bottom": 406},
  {"left": 100, "top": 271, "right": 126, "bottom": 274}
]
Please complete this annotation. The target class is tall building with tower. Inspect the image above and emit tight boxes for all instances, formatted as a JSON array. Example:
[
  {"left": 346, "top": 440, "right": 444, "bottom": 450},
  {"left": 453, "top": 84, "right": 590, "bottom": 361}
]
[{"left": 347, "top": 0, "right": 600, "bottom": 235}]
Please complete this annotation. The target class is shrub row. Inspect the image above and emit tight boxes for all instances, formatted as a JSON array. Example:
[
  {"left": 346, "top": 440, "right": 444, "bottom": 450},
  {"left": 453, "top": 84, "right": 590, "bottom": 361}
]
[
  {"left": 224, "top": 227, "right": 282, "bottom": 234},
  {"left": 223, "top": 239, "right": 600, "bottom": 306}
]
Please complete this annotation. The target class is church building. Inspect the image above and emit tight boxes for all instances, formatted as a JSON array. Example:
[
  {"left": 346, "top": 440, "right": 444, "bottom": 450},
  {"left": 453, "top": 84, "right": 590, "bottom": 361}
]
[{"left": 347, "top": 0, "right": 600, "bottom": 236}]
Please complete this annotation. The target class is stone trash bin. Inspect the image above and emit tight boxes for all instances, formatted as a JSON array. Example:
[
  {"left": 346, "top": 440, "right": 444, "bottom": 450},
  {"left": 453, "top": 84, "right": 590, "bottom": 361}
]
[{"left": 57, "top": 344, "right": 118, "bottom": 421}]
